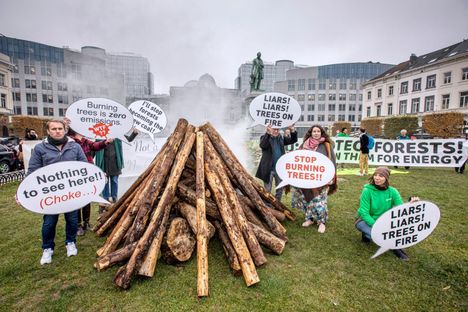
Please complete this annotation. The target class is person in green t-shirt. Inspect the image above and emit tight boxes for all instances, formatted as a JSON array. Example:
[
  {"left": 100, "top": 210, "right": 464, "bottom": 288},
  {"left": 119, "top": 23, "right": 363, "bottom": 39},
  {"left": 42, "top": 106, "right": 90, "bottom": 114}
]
[
  {"left": 355, "top": 166, "right": 419, "bottom": 260},
  {"left": 336, "top": 127, "right": 349, "bottom": 137}
]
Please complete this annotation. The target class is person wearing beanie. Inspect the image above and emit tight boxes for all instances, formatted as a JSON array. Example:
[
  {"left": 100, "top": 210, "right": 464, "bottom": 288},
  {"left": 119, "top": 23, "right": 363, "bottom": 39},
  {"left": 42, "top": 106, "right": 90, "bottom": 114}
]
[{"left": 355, "top": 167, "right": 419, "bottom": 260}]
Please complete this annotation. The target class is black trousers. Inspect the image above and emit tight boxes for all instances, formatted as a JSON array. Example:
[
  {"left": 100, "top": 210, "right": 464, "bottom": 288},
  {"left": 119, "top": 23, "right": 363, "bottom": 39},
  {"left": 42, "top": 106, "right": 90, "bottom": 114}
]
[{"left": 77, "top": 203, "right": 91, "bottom": 225}]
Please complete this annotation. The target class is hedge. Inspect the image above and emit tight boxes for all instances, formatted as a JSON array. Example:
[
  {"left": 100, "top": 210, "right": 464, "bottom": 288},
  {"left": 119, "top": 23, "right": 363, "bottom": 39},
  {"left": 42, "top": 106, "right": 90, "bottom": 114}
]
[
  {"left": 423, "top": 112, "right": 465, "bottom": 138},
  {"left": 360, "top": 118, "right": 384, "bottom": 137},
  {"left": 383, "top": 116, "right": 419, "bottom": 139}
]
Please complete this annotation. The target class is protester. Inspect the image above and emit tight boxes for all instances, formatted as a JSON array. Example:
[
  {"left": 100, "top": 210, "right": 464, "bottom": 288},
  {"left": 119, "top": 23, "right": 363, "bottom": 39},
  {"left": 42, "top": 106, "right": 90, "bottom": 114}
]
[
  {"left": 395, "top": 129, "right": 410, "bottom": 170},
  {"left": 337, "top": 127, "right": 349, "bottom": 137},
  {"left": 359, "top": 128, "right": 369, "bottom": 176},
  {"left": 256, "top": 124, "right": 297, "bottom": 201},
  {"left": 292, "top": 125, "right": 337, "bottom": 233},
  {"left": 67, "top": 127, "right": 113, "bottom": 235},
  {"left": 27, "top": 119, "right": 87, "bottom": 265},
  {"left": 24, "top": 128, "right": 39, "bottom": 140},
  {"left": 355, "top": 166, "right": 419, "bottom": 260}
]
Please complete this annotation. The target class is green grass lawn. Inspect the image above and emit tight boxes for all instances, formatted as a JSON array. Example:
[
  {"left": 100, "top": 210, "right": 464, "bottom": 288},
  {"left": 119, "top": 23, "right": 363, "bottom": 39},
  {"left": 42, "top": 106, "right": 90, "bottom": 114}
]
[{"left": 0, "top": 167, "right": 467, "bottom": 311}]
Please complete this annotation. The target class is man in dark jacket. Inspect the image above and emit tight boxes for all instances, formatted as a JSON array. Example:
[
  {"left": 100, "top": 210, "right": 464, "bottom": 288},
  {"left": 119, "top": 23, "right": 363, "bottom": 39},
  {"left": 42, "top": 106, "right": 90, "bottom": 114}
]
[
  {"left": 255, "top": 124, "right": 297, "bottom": 201},
  {"left": 359, "top": 128, "right": 369, "bottom": 176},
  {"left": 27, "top": 119, "right": 87, "bottom": 265}
]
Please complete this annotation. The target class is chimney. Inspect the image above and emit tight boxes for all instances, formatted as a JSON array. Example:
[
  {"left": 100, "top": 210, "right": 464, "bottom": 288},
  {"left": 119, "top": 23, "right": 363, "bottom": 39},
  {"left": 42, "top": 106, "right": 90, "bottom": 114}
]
[{"left": 409, "top": 53, "right": 417, "bottom": 65}]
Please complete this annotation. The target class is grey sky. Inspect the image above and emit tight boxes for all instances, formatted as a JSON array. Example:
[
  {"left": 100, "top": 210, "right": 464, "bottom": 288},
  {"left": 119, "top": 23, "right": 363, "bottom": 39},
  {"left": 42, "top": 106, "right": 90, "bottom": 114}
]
[{"left": 1, "top": 0, "right": 467, "bottom": 94}]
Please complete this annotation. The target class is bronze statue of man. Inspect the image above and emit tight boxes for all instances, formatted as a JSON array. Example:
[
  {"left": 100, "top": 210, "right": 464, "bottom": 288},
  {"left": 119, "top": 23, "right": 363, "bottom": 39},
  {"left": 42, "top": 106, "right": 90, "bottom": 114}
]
[{"left": 250, "top": 52, "right": 264, "bottom": 91}]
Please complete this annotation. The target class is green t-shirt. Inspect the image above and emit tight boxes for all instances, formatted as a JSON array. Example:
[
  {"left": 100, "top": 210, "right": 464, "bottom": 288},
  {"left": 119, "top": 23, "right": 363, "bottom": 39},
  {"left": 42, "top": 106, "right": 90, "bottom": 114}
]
[{"left": 357, "top": 184, "right": 404, "bottom": 226}]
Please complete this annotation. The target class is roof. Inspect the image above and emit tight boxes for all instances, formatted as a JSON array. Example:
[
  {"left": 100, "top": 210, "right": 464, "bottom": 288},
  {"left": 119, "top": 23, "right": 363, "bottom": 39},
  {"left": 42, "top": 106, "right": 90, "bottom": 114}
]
[{"left": 369, "top": 39, "right": 468, "bottom": 82}]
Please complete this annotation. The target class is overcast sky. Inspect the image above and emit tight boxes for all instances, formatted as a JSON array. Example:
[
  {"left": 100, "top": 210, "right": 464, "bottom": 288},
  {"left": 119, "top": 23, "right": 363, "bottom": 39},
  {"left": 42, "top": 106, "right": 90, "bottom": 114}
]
[{"left": 1, "top": 0, "right": 467, "bottom": 94}]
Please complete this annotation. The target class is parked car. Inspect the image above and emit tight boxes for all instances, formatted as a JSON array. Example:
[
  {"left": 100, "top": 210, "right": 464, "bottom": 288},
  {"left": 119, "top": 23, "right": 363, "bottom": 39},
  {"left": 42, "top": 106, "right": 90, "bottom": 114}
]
[
  {"left": 0, "top": 136, "right": 20, "bottom": 146},
  {"left": 0, "top": 144, "right": 15, "bottom": 173}
]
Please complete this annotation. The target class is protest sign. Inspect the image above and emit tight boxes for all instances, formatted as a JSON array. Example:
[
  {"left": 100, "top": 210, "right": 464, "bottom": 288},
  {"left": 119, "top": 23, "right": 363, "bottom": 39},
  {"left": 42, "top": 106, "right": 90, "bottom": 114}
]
[
  {"left": 17, "top": 161, "right": 108, "bottom": 214},
  {"left": 371, "top": 201, "right": 440, "bottom": 259},
  {"left": 275, "top": 149, "right": 335, "bottom": 189},
  {"left": 66, "top": 98, "right": 134, "bottom": 140},
  {"left": 128, "top": 100, "right": 167, "bottom": 141},
  {"left": 332, "top": 137, "right": 467, "bottom": 167},
  {"left": 249, "top": 92, "right": 301, "bottom": 129}
]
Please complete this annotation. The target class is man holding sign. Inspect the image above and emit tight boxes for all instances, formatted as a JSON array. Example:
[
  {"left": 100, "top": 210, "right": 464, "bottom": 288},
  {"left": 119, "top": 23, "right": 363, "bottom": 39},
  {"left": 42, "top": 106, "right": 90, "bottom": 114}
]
[
  {"left": 27, "top": 119, "right": 87, "bottom": 265},
  {"left": 256, "top": 124, "right": 297, "bottom": 201}
]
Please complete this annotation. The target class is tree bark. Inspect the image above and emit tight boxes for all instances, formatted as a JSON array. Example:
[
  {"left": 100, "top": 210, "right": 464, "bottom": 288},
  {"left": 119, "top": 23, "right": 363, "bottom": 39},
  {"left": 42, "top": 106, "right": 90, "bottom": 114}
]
[
  {"left": 94, "top": 242, "right": 138, "bottom": 271},
  {"left": 177, "top": 202, "right": 215, "bottom": 239},
  {"left": 162, "top": 217, "right": 196, "bottom": 263},
  {"left": 177, "top": 183, "right": 220, "bottom": 220},
  {"left": 213, "top": 220, "right": 241, "bottom": 276},
  {"left": 249, "top": 221, "right": 286, "bottom": 255}
]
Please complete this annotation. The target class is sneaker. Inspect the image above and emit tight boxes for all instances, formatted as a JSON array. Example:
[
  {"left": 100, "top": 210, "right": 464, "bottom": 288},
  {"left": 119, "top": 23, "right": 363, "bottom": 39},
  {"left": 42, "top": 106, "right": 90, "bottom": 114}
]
[
  {"left": 302, "top": 220, "right": 314, "bottom": 227},
  {"left": 318, "top": 223, "right": 326, "bottom": 233},
  {"left": 40, "top": 248, "right": 54, "bottom": 265},
  {"left": 83, "top": 222, "right": 92, "bottom": 231},
  {"left": 77, "top": 226, "right": 85, "bottom": 236},
  {"left": 392, "top": 249, "right": 409, "bottom": 261},
  {"left": 361, "top": 233, "right": 371, "bottom": 243},
  {"left": 66, "top": 242, "right": 78, "bottom": 257}
]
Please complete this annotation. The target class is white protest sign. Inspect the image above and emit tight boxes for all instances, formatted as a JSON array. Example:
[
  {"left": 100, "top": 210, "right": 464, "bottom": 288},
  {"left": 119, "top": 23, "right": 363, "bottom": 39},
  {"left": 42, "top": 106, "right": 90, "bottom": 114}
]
[
  {"left": 66, "top": 98, "right": 134, "bottom": 140},
  {"left": 371, "top": 201, "right": 440, "bottom": 259},
  {"left": 17, "top": 161, "right": 109, "bottom": 214},
  {"left": 128, "top": 100, "right": 167, "bottom": 141},
  {"left": 275, "top": 149, "right": 335, "bottom": 189},
  {"left": 249, "top": 92, "right": 301, "bottom": 129}
]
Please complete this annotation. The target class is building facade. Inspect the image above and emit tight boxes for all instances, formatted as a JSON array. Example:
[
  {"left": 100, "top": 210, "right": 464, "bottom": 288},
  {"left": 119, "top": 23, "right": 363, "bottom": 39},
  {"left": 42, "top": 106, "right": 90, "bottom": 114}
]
[
  {"left": 274, "top": 62, "right": 394, "bottom": 137},
  {"left": 362, "top": 40, "right": 468, "bottom": 128}
]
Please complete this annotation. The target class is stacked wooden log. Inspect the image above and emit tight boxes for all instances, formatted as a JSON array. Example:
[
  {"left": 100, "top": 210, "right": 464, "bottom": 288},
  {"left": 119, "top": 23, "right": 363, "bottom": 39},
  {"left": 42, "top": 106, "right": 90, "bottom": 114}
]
[{"left": 93, "top": 119, "right": 295, "bottom": 295}]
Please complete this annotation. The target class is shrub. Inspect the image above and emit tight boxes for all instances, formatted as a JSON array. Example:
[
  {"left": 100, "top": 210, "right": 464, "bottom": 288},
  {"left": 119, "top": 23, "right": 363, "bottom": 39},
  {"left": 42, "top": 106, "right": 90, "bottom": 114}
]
[
  {"left": 360, "top": 118, "right": 384, "bottom": 136},
  {"left": 384, "top": 116, "right": 419, "bottom": 139},
  {"left": 423, "top": 112, "right": 465, "bottom": 138},
  {"left": 11, "top": 116, "right": 50, "bottom": 139},
  {"left": 331, "top": 122, "right": 352, "bottom": 135}
]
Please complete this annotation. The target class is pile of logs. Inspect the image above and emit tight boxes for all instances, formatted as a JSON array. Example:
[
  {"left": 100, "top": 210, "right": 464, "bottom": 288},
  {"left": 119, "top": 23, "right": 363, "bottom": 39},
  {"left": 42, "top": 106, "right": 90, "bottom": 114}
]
[{"left": 93, "top": 119, "right": 295, "bottom": 295}]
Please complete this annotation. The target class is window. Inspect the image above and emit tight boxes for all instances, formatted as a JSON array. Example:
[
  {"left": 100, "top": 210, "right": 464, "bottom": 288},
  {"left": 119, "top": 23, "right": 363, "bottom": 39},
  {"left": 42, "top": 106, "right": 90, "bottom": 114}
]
[
  {"left": 329, "top": 80, "right": 336, "bottom": 90},
  {"left": 0, "top": 74, "right": 4, "bottom": 86},
  {"left": 42, "top": 94, "right": 53, "bottom": 103},
  {"left": 462, "top": 68, "right": 468, "bottom": 80},
  {"left": 58, "top": 82, "right": 68, "bottom": 91},
  {"left": 339, "top": 93, "right": 346, "bottom": 101},
  {"left": 358, "top": 104, "right": 362, "bottom": 111},
  {"left": 367, "top": 91, "right": 371, "bottom": 100},
  {"left": 43, "top": 107, "right": 54, "bottom": 116},
  {"left": 339, "top": 104, "right": 346, "bottom": 111},
  {"left": 328, "top": 104, "right": 336, "bottom": 111},
  {"left": 328, "top": 94, "right": 336, "bottom": 101},
  {"left": 366, "top": 107, "right": 371, "bottom": 117},
  {"left": 349, "top": 94, "right": 356, "bottom": 101},
  {"left": 442, "top": 94, "right": 450, "bottom": 109},
  {"left": 339, "top": 81, "right": 347, "bottom": 89},
  {"left": 14, "top": 106, "right": 22, "bottom": 114},
  {"left": 349, "top": 104, "right": 356, "bottom": 111},
  {"left": 399, "top": 100, "right": 407, "bottom": 114},
  {"left": 308, "top": 79, "right": 315, "bottom": 90},
  {"left": 317, "top": 115, "right": 325, "bottom": 122},
  {"left": 72, "top": 64, "right": 82, "bottom": 79},
  {"left": 377, "top": 89, "right": 382, "bottom": 98},
  {"left": 24, "top": 65, "right": 36, "bottom": 75},
  {"left": 307, "top": 104, "right": 315, "bottom": 111},
  {"left": 400, "top": 81, "right": 408, "bottom": 94},
  {"left": 300, "top": 104, "right": 305, "bottom": 111},
  {"left": 288, "top": 80, "right": 295, "bottom": 91},
  {"left": 328, "top": 114, "right": 335, "bottom": 121},
  {"left": 388, "top": 103, "right": 393, "bottom": 115},
  {"left": 307, "top": 94, "right": 315, "bottom": 101},
  {"left": 12, "top": 92, "right": 21, "bottom": 101},
  {"left": 297, "top": 94, "right": 305, "bottom": 101},
  {"left": 388, "top": 85, "right": 394, "bottom": 96},
  {"left": 58, "top": 95, "right": 68, "bottom": 104},
  {"left": 307, "top": 115, "right": 314, "bottom": 121},
  {"left": 318, "top": 104, "right": 325, "bottom": 111},
  {"left": 41, "top": 65, "right": 52, "bottom": 76},
  {"left": 298, "top": 79, "right": 305, "bottom": 91},
  {"left": 12, "top": 78, "right": 20, "bottom": 88},
  {"left": 25, "top": 79, "right": 36, "bottom": 89},
  {"left": 318, "top": 79, "right": 326, "bottom": 90},
  {"left": 411, "top": 98, "right": 420, "bottom": 113},
  {"left": 318, "top": 94, "right": 326, "bottom": 101},
  {"left": 424, "top": 96, "right": 434, "bottom": 112},
  {"left": 298, "top": 115, "right": 304, "bottom": 122},
  {"left": 412, "top": 78, "right": 421, "bottom": 91},
  {"left": 348, "top": 115, "right": 355, "bottom": 122},
  {"left": 359, "top": 94, "right": 363, "bottom": 101},
  {"left": 376, "top": 104, "right": 381, "bottom": 117},
  {"left": 59, "top": 108, "right": 66, "bottom": 117},
  {"left": 338, "top": 114, "right": 345, "bottom": 121},
  {"left": 27, "top": 106, "right": 38, "bottom": 115},
  {"left": 426, "top": 75, "right": 436, "bottom": 89},
  {"left": 42, "top": 81, "right": 53, "bottom": 90},
  {"left": 26, "top": 93, "right": 37, "bottom": 102},
  {"left": 349, "top": 80, "right": 357, "bottom": 90},
  {"left": 444, "top": 72, "right": 451, "bottom": 84},
  {"left": 57, "top": 64, "right": 67, "bottom": 78},
  {"left": 0, "top": 94, "right": 6, "bottom": 108},
  {"left": 461, "top": 91, "right": 468, "bottom": 108}
]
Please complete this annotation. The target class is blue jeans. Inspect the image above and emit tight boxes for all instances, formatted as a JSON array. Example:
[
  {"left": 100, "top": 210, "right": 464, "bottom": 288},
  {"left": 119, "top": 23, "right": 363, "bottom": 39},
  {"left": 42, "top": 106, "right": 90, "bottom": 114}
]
[
  {"left": 355, "top": 220, "right": 373, "bottom": 242},
  {"left": 102, "top": 175, "right": 119, "bottom": 202},
  {"left": 42, "top": 211, "right": 78, "bottom": 250},
  {"left": 264, "top": 170, "right": 283, "bottom": 201}
]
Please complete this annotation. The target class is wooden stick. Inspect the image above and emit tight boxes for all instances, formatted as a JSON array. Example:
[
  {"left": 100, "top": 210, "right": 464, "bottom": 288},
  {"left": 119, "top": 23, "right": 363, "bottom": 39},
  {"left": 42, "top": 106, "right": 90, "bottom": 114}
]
[
  {"left": 177, "top": 201, "right": 215, "bottom": 239},
  {"left": 213, "top": 220, "right": 242, "bottom": 275},
  {"left": 94, "top": 242, "right": 138, "bottom": 271}
]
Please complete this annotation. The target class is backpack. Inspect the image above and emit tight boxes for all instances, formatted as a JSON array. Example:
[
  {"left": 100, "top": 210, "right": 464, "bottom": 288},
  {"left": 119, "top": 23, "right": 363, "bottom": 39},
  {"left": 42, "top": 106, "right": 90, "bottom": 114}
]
[{"left": 367, "top": 134, "right": 375, "bottom": 150}]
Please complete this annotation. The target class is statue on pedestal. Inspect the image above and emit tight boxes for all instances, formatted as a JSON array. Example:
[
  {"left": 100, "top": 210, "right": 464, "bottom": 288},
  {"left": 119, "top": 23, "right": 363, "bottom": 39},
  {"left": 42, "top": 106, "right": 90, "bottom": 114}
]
[{"left": 250, "top": 52, "right": 264, "bottom": 92}]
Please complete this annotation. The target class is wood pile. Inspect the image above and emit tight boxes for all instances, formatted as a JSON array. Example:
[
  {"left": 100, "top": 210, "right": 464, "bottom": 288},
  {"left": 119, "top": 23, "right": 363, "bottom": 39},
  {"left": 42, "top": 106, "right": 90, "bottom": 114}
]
[{"left": 93, "top": 119, "right": 295, "bottom": 295}]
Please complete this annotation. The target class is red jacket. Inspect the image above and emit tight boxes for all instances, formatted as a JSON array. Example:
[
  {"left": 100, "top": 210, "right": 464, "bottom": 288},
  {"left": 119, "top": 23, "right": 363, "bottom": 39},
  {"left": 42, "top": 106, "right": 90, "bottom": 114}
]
[{"left": 70, "top": 136, "right": 108, "bottom": 164}]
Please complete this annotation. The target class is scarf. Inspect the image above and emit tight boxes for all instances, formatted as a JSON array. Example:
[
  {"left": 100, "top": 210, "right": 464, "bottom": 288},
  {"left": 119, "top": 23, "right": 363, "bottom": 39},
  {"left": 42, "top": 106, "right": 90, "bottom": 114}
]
[
  {"left": 304, "top": 137, "right": 325, "bottom": 151},
  {"left": 47, "top": 135, "right": 68, "bottom": 146}
]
